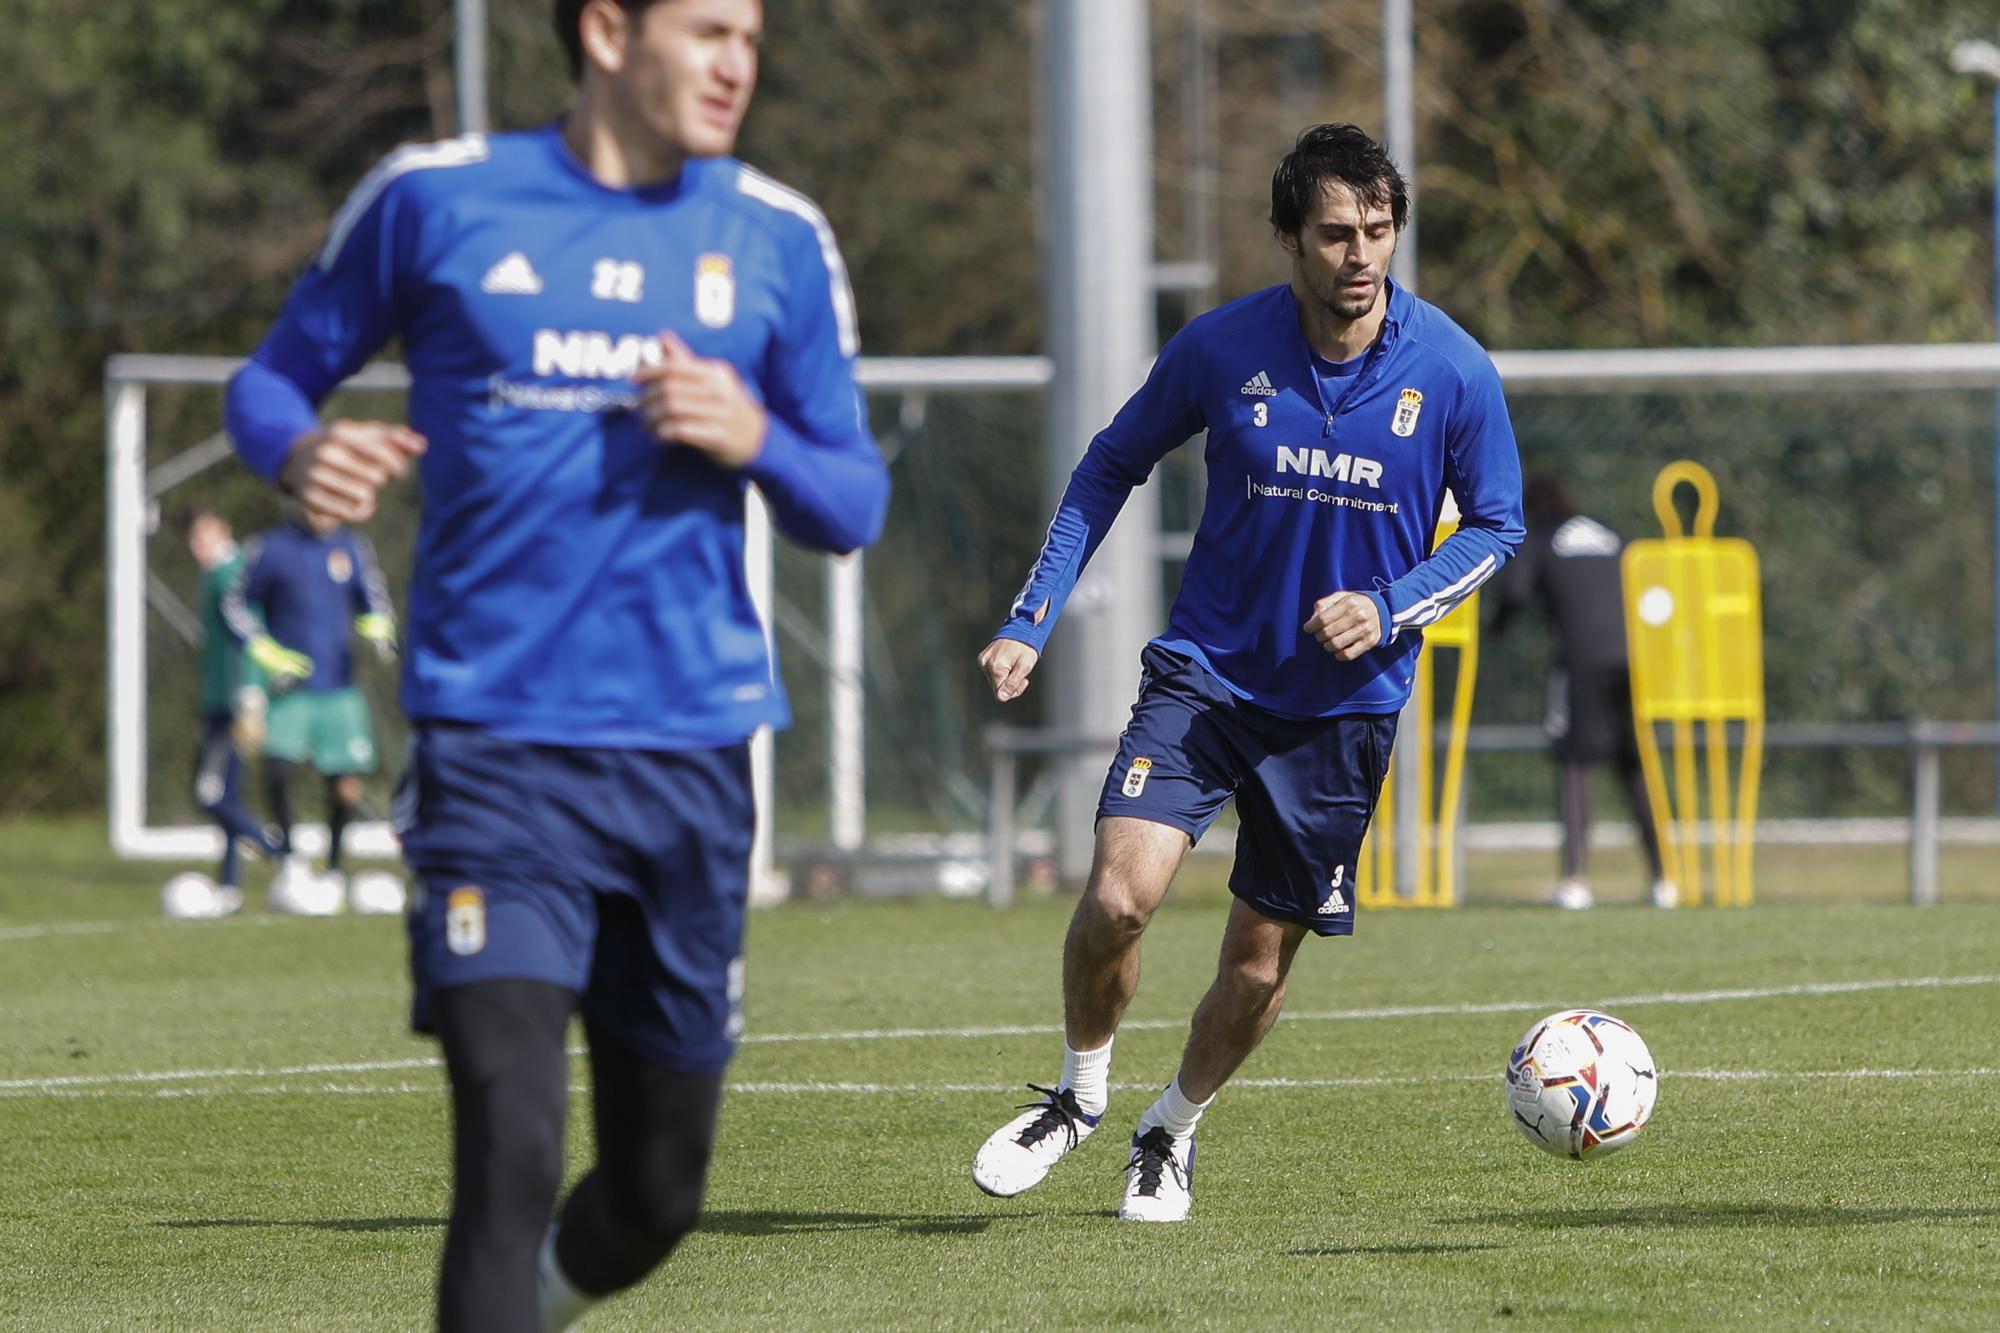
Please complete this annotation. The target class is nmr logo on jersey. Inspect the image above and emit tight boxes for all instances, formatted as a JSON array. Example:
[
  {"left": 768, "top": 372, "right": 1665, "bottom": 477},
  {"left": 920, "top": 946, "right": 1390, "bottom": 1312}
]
[
  {"left": 1276, "top": 446, "right": 1383, "bottom": 488},
  {"left": 532, "top": 329, "right": 661, "bottom": 380}
]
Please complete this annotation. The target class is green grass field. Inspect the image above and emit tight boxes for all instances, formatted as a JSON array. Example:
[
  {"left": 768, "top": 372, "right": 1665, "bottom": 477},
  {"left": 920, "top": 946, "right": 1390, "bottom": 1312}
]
[{"left": 1, "top": 817, "right": 1996, "bottom": 1330}]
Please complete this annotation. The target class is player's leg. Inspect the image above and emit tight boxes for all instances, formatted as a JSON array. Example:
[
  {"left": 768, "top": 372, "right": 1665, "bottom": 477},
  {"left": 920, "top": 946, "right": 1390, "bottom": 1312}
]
[
  {"left": 326, "top": 774, "right": 361, "bottom": 874},
  {"left": 543, "top": 1016, "right": 723, "bottom": 1321},
  {"left": 535, "top": 740, "right": 752, "bottom": 1328},
  {"left": 1552, "top": 759, "right": 1595, "bottom": 909},
  {"left": 1118, "top": 899, "right": 1309, "bottom": 1222},
  {"left": 973, "top": 646, "right": 1230, "bottom": 1198},
  {"left": 432, "top": 979, "right": 576, "bottom": 1333},
  {"left": 263, "top": 757, "right": 297, "bottom": 858},
  {"left": 193, "top": 716, "right": 272, "bottom": 905},
  {"left": 1118, "top": 709, "right": 1391, "bottom": 1222}
]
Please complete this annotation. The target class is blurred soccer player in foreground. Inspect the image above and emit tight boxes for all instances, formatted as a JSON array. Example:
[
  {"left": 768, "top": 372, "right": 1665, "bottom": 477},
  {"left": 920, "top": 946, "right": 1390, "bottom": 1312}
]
[
  {"left": 972, "top": 124, "right": 1524, "bottom": 1222},
  {"left": 224, "top": 508, "right": 402, "bottom": 916},
  {"left": 1487, "top": 475, "right": 1673, "bottom": 911},
  {"left": 223, "top": 0, "right": 889, "bottom": 1325},
  {"left": 163, "top": 504, "right": 285, "bottom": 920}
]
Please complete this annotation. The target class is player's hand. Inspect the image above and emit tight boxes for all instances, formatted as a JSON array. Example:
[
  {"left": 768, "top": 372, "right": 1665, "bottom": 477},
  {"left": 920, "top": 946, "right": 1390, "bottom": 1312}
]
[
  {"left": 354, "top": 613, "right": 398, "bottom": 664},
  {"left": 280, "top": 419, "right": 426, "bottom": 526},
  {"left": 1304, "top": 591, "right": 1384, "bottom": 661},
  {"left": 248, "top": 636, "right": 314, "bottom": 689},
  {"left": 231, "top": 687, "right": 267, "bottom": 757},
  {"left": 635, "top": 331, "right": 767, "bottom": 469},
  {"left": 979, "top": 638, "right": 1040, "bottom": 703}
]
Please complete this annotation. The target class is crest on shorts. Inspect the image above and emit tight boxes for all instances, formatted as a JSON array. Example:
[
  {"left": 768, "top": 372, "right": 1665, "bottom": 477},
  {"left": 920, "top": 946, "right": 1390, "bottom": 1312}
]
[
  {"left": 1121, "top": 756, "right": 1153, "bottom": 798},
  {"left": 695, "top": 253, "right": 735, "bottom": 329},
  {"left": 326, "top": 548, "right": 354, "bottom": 583},
  {"left": 445, "top": 886, "right": 486, "bottom": 956},
  {"left": 1391, "top": 387, "right": 1423, "bottom": 438}
]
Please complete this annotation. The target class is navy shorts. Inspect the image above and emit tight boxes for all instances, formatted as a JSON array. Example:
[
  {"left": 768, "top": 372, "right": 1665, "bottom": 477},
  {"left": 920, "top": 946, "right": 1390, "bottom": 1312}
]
[
  {"left": 396, "top": 721, "right": 753, "bottom": 1074},
  {"left": 1097, "top": 645, "right": 1397, "bottom": 936}
]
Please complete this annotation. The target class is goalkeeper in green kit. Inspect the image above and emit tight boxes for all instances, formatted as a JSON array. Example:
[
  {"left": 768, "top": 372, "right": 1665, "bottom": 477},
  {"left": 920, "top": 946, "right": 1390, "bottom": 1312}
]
[{"left": 223, "top": 508, "right": 404, "bottom": 916}]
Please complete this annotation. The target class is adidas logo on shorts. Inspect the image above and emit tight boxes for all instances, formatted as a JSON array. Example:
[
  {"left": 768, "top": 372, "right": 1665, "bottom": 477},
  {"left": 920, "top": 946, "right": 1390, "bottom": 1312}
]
[{"left": 1318, "top": 887, "right": 1350, "bottom": 916}]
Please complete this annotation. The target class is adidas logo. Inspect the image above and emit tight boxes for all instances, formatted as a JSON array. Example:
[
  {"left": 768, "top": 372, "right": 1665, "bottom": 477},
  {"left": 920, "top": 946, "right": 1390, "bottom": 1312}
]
[
  {"left": 1317, "top": 888, "right": 1350, "bottom": 916},
  {"left": 1239, "top": 371, "right": 1278, "bottom": 397},
  {"left": 480, "top": 252, "right": 543, "bottom": 296}
]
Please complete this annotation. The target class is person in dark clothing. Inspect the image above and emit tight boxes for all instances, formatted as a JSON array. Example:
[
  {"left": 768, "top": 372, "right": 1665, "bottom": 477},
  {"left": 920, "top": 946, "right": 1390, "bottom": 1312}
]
[{"left": 1488, "top": 476, "right": 1673, "bottom": 910}]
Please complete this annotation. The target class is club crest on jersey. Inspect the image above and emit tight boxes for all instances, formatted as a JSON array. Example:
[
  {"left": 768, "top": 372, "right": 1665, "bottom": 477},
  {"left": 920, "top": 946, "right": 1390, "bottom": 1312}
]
[
  {"left": 326, "top": 549, "right": 353, "bottom": 583},
  {"left": 445, "top": 886, "right": 486, "bottom": 956},
  {"left": 1391, "top": 387, "right": 1423, "bottom": 438},
  {"left": 695, "top": 253, "right": 735, "bottom": 329},
  {"left": 1122, "top": 757, "right": 1153, "bottom": 798}
]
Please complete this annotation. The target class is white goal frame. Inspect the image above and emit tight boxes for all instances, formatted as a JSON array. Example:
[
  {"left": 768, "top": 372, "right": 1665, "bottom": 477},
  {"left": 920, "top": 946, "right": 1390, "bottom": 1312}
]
[
  {"left": 104, "top": 352, "right": 1054, "bottom": 890},
  {"left": 108, "top": 342, "right": 2000, "bottom": 890}
]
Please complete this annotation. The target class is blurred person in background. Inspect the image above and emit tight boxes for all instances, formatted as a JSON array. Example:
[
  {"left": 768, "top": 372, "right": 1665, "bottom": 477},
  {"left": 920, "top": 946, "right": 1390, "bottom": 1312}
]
[
  {"left": 221, "top": 0, "right": 889, "bottom": 1327},
  {"left": 223, "top": 507, "right": 403, "bottom": 917},
  {"left": 161, "top": 504, "right": 287, "bottom": 920},
  {"left": 1487, "top": 474, "right": 1673, "bottom": 910}
]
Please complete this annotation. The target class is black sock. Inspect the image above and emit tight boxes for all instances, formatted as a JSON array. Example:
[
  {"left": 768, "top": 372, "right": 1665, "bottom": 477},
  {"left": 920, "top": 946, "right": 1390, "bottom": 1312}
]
[
  {"left": 327, "top": 781, "right": 353, "bottom": 872},
  {"left": 433, "top": 981, "right": 576, "bottom": 1333},
  {"left": 264, "top": 760, "right": 298, "bottom": 856}
]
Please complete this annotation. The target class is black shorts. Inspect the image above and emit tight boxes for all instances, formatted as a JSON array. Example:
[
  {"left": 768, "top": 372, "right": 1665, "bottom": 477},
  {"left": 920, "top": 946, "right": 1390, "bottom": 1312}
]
[
  {"left": 1546, "top": 666, "right": 1638, "bottom": 764},
  {"left": 1096, "top": 645, "right": 1397, "bottom": 936}
]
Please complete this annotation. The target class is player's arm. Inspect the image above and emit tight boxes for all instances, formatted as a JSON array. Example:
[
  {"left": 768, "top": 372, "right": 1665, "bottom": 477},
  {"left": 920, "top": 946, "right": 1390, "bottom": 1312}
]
[
  {"left": 1323, "top": 357, "right": 1524, "bottom": 654},
  {"left": 637, "top": 216, "right": 889, "bottom": 554},
  {"left": 347, "top": 532, "right": 398, "bottom": 661},
  {"left": 981, "top": 333, "right": 1204, "bottom": 702},
  {"left": 224, "top": 151, "right": 429, "bottom": 523},
  {"left": 221, "top": 539, "right": 315, "bottom": 687}
]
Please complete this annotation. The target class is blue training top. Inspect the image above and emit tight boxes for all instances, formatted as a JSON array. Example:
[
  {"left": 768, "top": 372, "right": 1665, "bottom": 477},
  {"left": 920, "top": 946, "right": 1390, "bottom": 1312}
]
[
  {"left": 225, "top": 124, "right": 890, "bottom": 749},
  {"left": 996, "top": 279, "right": 1524, "bottom": 717},
  {"left": 223, "top": 520, "right": 393, "bottom": 693}
]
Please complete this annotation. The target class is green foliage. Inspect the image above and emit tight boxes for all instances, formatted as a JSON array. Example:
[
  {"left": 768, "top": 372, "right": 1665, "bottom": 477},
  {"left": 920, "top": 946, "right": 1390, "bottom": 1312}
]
[{"left": 2, "top": 0, "right": 1997, "bottom": 815}]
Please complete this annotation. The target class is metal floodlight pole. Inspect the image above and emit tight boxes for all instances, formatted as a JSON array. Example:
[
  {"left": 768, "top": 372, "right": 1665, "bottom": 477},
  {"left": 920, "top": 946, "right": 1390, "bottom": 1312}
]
[
  {"left": 1383, "top": 0, "right": 1426, "bottom": 899},
  {"left": 455, "top": 0, "right": 489, "bottom": 135},
  {"left": 1949, "top": 37, "right": 2000, "bottom": 805},
  {"left": 1039, "top": 0, "right": 1162, "bottom": 886}
]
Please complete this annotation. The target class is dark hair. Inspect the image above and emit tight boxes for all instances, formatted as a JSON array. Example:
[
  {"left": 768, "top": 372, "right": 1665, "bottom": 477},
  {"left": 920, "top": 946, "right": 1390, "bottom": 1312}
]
[
  {"left": 554, "top": 0, "right": 664, "bottom": 81},
  {"left": 1523, "top": 475, "right": 1577, "bottom": 528},
  {"left": 178, "top": 501, "right": 223, "bottom": 538},
  {"left": 1269, "top": 123, "right": 1409, "bottom": 238}
]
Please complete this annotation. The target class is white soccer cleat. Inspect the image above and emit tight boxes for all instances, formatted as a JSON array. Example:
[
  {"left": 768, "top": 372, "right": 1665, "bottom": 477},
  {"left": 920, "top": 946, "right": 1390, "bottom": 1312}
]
[
  {"left": 1550, "top": 879, "right": 1594, "bottom": 911},
  {"left": 1119, "top": 1126, "right": 1194, "bottom": 1223},
  {"left": 537, "top": 1226, "right": 596, "bottom": 1333},
  {"left": 268, "top": 856, "right": 342, "bottom": 916},
  {"left": 1650, "top": 879, "right": 1680, "bottom": 909},
  {"left": 162, "top": 872, "right": 223, "bottom": 919},
  {"left": 972, "top": 1083, "right": 1100, "bottom": 1197},
  {"left": 347, "top": 870, "right": 408, "bottom": 916}
]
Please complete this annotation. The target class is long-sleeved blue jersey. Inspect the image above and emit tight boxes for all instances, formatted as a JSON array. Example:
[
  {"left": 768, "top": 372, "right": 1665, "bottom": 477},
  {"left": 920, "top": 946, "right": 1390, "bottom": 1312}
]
[
  {"left": 225, "top": 125, "right": 890, "bottom": 748},
  {"left": 224, "top": 520, "right": 393, "bottom": 692},
  {"left": 998, "top": 280, "right": 1523, "bottom": 717}
]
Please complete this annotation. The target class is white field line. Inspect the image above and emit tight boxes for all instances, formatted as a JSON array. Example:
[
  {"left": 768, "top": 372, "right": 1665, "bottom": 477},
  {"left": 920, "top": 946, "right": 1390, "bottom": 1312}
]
[
  {"left": 5, "top": 1069, "right": 1998, "bottom": 1103},
  {"left": 1, "top": 972, "right": 1995, "bottom": 1101},
  {"left": 0, "top": 916, "right": 285, "bottom": 944}
]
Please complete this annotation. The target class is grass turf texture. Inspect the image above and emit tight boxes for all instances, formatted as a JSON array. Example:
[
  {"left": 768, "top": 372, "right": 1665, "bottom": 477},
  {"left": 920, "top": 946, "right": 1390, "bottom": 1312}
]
[{"left": 1, "top": 817, "right": 1996, "bottom": 1329}]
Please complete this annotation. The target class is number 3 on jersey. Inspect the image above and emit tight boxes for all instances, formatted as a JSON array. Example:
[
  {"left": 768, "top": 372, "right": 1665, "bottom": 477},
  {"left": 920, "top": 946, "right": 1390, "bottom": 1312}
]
[{"left": 1253, "top": 402, "right": 1268, "bottom": 428}]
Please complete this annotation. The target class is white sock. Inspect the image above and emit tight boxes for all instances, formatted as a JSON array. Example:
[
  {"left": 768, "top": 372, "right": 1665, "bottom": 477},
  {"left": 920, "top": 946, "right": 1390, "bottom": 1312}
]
[
  {"left": 1138, "top": 1074, "right": 1212, "bottom": 1142},
  {"left": 537, "top": 1226, "right": 595, "bottom": 1333},
  {"left": 1061, "top": 1038, "right": 1113, "bottom": 1119}
]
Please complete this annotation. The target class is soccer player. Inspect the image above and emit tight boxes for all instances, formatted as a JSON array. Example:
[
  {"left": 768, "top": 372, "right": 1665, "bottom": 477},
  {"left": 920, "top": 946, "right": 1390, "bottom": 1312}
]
[
  {"left": 169, "top": 504, "right": 285, "bottom": 919},
  {"left": 222, "top": 0, "right": 888, "bottom": 1327},
  {"left": 970, "top": 124, "right": 1524, "bottom": 1223},
  {"left": 223, "top": 508, "right": 401, "bottom": 916},
  {"left": 1487, "top": 475, "right": 1673, "bottom": 911}
]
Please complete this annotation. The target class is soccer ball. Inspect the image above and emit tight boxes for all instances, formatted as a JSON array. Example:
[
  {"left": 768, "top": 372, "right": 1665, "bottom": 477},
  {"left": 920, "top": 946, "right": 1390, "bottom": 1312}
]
[{"left": 1504, "top": 1009, "right": 1658, "bottom": 1160}]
